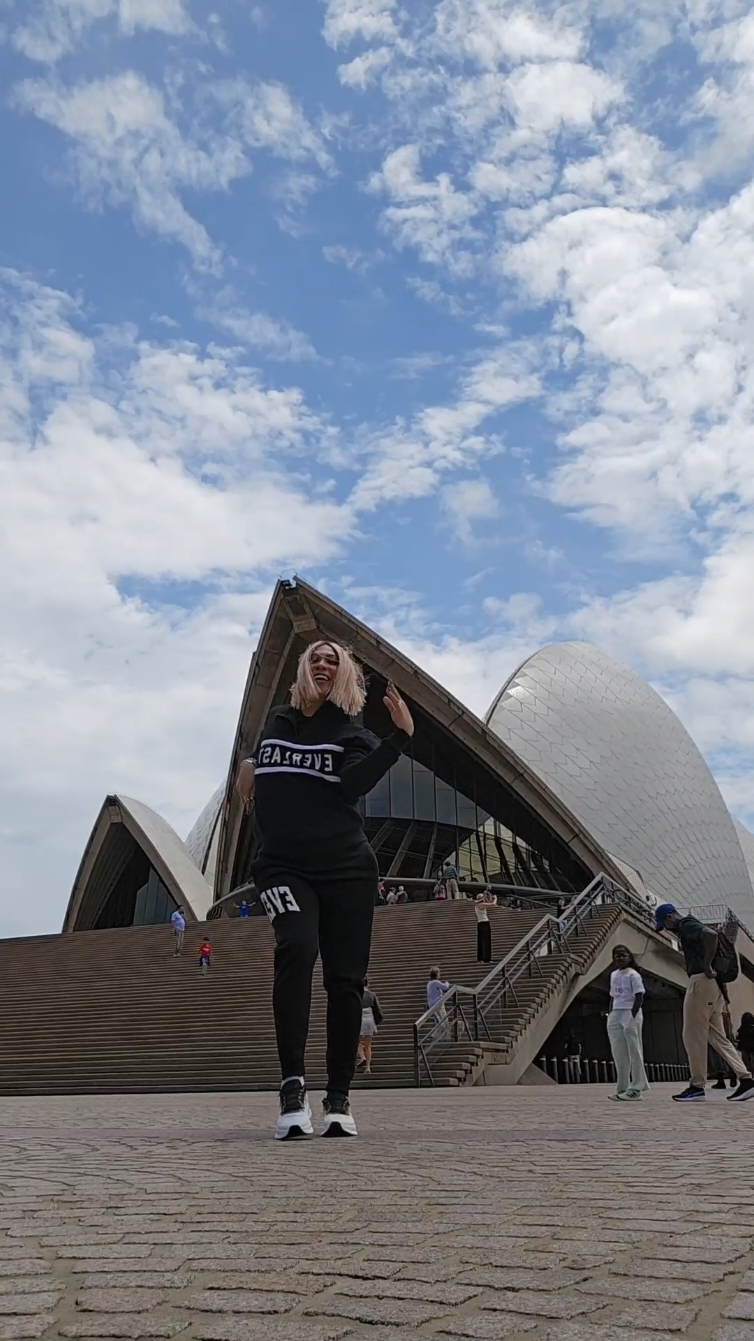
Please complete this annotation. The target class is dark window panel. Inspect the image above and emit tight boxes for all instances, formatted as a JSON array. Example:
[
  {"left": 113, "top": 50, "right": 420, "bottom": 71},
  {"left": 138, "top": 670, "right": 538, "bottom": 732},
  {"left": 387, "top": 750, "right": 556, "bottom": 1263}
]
[
  {"left": 390, "top": 752, "right": 414, "bottom": 819},
  {"left": 435, "top": 777, "right": 457, "bottom": 826},
  {"left": 366, "top": 772, "right": 390, "bottom": 818},
  {"left": 413, "top": 760, "right": 436, "bottom": 822}
]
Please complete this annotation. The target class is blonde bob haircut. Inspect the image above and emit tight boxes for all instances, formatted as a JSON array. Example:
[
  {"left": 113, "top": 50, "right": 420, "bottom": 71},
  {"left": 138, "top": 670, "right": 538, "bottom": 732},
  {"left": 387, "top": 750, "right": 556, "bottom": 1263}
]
[{"left": 290, "top": 641, "right": 367, "bottom": 718}]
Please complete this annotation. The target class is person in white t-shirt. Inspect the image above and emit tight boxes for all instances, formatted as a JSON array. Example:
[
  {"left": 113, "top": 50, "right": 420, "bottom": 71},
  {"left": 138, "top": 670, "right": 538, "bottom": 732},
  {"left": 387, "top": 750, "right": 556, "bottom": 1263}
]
[
  {"left": 171, "top": 905, "right": 186, "bottom": 956},
  {"left": 607, "top": 945, "right": 649, "bottom": 1100}
]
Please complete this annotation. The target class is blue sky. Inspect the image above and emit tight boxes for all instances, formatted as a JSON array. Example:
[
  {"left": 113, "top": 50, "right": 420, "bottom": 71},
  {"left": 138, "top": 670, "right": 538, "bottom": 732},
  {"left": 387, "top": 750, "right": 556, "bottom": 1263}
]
[{"left": 3, "top": 0, "right": 754, "bottom": 936}]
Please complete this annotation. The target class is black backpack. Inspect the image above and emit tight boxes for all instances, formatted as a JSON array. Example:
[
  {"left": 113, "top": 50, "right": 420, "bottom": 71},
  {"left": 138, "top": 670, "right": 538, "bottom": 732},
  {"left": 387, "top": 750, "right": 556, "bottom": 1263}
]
[{"left": 713, "top": 926, "right": 739, "bottom": 984}]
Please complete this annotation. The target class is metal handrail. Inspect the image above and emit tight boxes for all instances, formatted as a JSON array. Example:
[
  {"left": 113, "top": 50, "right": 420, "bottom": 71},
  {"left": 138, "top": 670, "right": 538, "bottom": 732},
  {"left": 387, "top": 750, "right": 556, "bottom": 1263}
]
[
  {"left": 413, "top": 871, "right": 655, "bottom": 1085},
  {"left": 692, "top": 904, "right": 754, "bottom": 942}
]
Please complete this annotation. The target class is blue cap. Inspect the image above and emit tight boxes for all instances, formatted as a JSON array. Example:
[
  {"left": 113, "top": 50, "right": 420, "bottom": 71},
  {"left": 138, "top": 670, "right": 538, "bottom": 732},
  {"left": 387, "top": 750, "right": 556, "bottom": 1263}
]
[{"left": 655, "top": 903, "right": 676, "bottom": 930}]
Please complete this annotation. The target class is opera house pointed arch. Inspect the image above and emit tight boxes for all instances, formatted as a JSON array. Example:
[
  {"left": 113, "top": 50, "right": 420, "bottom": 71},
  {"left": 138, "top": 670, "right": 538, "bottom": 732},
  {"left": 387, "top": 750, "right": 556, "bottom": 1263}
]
[
  {"left": 64, "top": 795, "right": 213, "bottom": 932},
  {"left": 213, "top": 579, "right": 629, "bottom": 903}
]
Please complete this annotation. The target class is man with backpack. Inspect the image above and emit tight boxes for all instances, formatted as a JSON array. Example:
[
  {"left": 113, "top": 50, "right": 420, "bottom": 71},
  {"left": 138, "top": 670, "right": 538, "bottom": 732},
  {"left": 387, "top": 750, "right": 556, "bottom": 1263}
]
[{"left": 655, "top": 904, "right": 754, "bottom": 1102}]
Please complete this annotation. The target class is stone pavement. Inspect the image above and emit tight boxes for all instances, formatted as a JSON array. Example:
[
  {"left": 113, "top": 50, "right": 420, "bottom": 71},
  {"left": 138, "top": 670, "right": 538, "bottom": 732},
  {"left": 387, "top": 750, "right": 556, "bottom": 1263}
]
[{"left": 1, "top": 1087, "right": 753, "bottom": 1341}]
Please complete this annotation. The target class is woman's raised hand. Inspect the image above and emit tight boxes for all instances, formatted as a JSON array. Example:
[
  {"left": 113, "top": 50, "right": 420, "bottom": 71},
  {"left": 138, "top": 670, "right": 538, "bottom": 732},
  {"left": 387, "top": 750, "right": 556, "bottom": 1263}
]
[{"left": 384, "top": 682, "right": 414, "bottom": 737}]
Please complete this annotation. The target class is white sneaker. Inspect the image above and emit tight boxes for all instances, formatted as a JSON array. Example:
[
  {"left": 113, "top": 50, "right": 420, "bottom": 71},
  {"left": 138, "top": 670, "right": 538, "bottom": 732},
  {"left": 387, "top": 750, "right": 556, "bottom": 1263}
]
[
  {"left": 275, "top": 1081, "right": 314, "bottom": 1140},
  {"left": 321, "top": 1093, "right": 358, "bottom": 1137}
]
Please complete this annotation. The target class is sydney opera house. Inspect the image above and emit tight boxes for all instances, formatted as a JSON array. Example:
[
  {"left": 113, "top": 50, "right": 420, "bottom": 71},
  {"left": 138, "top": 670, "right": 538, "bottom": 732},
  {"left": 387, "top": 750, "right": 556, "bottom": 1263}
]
[{"left": 64, "top": 578, "right": 754, "bottom": 937}]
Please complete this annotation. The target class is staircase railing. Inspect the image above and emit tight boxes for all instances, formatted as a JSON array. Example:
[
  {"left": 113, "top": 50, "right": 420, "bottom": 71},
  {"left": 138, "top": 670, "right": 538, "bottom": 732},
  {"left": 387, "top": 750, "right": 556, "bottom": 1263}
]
[{"left": 413, "top": 872, "right": 654, "bottom": 1086}]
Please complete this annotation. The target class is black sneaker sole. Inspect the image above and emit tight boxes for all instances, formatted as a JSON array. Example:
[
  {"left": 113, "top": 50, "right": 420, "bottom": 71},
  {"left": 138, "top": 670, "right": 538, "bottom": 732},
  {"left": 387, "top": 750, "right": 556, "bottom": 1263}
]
[{"left": 321, "top": 1119, "right": 357, "bottom": 1137}]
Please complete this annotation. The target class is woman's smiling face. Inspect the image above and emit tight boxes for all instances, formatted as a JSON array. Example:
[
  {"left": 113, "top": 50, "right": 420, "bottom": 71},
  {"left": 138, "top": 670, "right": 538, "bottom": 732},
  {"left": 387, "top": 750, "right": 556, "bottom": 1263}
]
[{"left": 309, "top": 643, "right": 339, "bottom": 699}]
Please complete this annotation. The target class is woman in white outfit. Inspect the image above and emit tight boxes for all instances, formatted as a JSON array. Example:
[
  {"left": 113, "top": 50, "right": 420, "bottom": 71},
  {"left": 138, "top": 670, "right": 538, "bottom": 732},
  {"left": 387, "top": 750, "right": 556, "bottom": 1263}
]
[{"left": 607, "top": 945, "right": 649, "bottom": 1100}]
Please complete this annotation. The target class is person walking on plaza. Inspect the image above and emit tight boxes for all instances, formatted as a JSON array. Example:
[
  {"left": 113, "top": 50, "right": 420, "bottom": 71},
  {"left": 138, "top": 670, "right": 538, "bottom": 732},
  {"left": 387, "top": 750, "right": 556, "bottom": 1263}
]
[
  {"left": 655, "top": 904, "right": 754, "bottom": 1102},
  {"left": 198, "top": 937, "right": 212, "bottom": 975},
  {"left": 171, "top": 904, "right": 186, "bottom": 955},
  {"left": 737, "top": 1012, "right": 754, "bottom": 1075},
  {"left": 443, "top": 859, "right": 460, "bottom": 900},
  {"left": 606, "top": 945, "right": 649, "bottom": 1100},
  {"left": 356, "top": 977, "right": 383, "bottom": 1075},
  {"left": 235, "top": 642, "right": 414, "bottom": 1140},
  {"left": 710, "top": 983, "right": 737, "bottom": 1088},
  {"left": 475, "top": 887, "right": 496, "bottom": 963}
]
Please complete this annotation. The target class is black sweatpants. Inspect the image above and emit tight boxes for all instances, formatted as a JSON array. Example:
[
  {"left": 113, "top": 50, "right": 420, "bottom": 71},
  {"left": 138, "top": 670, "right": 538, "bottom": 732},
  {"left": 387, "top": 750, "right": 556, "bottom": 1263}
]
[
  {"left": 256, "top": 869, "right": 376, "bottom": 1095},
  {"left": 477, "top": 920, "right": 492, "bottom": 963}
]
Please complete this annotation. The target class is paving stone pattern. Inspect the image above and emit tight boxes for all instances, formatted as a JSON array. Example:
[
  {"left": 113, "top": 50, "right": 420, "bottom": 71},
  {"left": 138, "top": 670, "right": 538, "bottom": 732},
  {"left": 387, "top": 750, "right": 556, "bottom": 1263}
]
[{"left": 1, "top": 1087, "right": 754, "bottom": 1341}]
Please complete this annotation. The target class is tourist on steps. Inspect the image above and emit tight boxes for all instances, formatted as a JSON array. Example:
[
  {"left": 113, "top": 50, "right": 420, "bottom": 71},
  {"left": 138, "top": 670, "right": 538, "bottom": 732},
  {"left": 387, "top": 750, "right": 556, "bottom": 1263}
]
[
  {"left": 655, "top": 904, "right": 754, "bottom": 1102},
  {"left": 356, "top": 977, "right": 383, "bottom": 1075},
  {"left": 475, "top": 887, "right": 496, "bottom": 963},
  {"left": 606, "top": 945, "right": 649, "bottom": 1100},
  {"left": 427, "top": 967, "right": 451, "bottom": 1036},
  {"left": 442, "top": 859, "right": 460, "bottom": 900},
  {"left": 171, "top": 905, "right": 185, "bottom": 956},
  {"left": 235, "top": 642, "right": 414, "bottom": 1141},
  {"left": 199, "top": 938, "right": 212, "bottom": 975}
]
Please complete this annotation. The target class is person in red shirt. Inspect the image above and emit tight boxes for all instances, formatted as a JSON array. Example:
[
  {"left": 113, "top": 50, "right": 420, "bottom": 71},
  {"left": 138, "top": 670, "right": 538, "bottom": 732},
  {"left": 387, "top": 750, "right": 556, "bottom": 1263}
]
[{"left": 199, "top": 939, "right": 212, "bottom": 975}]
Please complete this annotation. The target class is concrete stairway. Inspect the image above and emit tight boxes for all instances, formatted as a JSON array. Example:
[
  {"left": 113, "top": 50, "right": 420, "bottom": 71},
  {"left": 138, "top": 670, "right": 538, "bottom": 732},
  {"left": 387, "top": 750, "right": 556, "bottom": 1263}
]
[
  {"left": 0, "top": 903, "right": 551, "bottom": 1095},
  {"left": 434, "top": 905, "right": 623, "bottom": 1087}
]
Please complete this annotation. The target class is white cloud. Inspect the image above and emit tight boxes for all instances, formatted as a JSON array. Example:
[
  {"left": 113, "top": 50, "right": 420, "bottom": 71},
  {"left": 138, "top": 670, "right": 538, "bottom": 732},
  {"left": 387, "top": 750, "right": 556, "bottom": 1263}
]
[
  {"left": 351, "top": 344, "right": 540, "bottom": 510},
  {"left": 195, "top": 285, "right": 317, "bottom": 362},
  {"left": 441, "top": 477, "right": 500, "bottom": 543},
  {"left": 368, "top": 144, "right": 480, "bottom": 275},
  {"left": 338, "top": 46, "right": 394, "bottom": 88},
  {"left": 12, "top": 0, "right": 190, "bottom": 63},
  {"left": 432, "top": 0, "right": 584, "bottom": 68},
  {"left": 12, "top": 71, "right": 333, "bottom": 271},
  {"left": 323, "top": 0, "right": 398, "bottom": 48},
  {"left": 503, "top": 61, "right": 623, "bottom": 133},
  {"left": 323, "top": 243, "right": 378, "bottom": 272},
  {"left": 0, "top": 269, "right": 352, "bottom": 935},
  {"left": 14, "top": 71, "right": 247, "bottom": 269},
  {"left": 212, "top": 79, "right": 334, "bottom": 172}
]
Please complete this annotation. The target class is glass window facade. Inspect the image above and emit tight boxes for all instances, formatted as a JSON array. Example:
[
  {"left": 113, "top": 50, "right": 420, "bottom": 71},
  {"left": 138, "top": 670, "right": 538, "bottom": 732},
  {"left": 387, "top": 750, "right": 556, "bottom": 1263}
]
[
  {"left": 133, "top": 867, "right": 177, "bottom": 926},
  {"left": 91, "top": 842, "right": 179, "bottom": 930},
  {"left": 359, "top": 741, "right": 578, "bottom": 891}
]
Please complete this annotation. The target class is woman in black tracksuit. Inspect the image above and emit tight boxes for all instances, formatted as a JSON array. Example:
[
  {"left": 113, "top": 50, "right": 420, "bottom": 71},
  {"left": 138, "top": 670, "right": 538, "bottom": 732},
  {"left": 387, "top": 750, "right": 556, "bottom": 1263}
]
[{"left": 235, "top": 640, "right": 414, "bottom": 1141}]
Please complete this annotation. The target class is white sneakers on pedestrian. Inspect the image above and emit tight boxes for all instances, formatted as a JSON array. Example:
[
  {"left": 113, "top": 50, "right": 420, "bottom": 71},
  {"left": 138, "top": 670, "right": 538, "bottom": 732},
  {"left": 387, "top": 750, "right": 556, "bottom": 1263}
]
[
  {"left": 275, "top": 1080, "right": 314, "bottom": 1140},
  {"left": 274, "top": 1083, "right": 358, "bottom": 1139},
  {"left": 321, "top": 1093, "right": 358, "bottom": 1137}
]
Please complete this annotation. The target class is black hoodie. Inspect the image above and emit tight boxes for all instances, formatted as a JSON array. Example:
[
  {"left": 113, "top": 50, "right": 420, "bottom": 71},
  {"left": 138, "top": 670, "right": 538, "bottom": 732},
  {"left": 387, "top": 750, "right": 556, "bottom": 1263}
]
[{"left": 250, "top": 700, "right": 409, "bottom": 879}]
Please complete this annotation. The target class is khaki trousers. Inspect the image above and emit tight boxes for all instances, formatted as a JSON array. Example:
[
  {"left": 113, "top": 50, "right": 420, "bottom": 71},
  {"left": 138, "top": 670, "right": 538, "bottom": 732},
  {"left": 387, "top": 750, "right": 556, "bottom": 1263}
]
[{"left": 683, "top": 975, "right": 751, "bottom": 1088}]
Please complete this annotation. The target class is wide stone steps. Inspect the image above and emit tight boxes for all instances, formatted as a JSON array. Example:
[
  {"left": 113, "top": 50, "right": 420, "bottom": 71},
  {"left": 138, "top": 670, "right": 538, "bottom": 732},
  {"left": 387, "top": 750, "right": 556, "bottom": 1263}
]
[{"left": 0, "top": 903, "right": 557, "bottom": 1093}]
